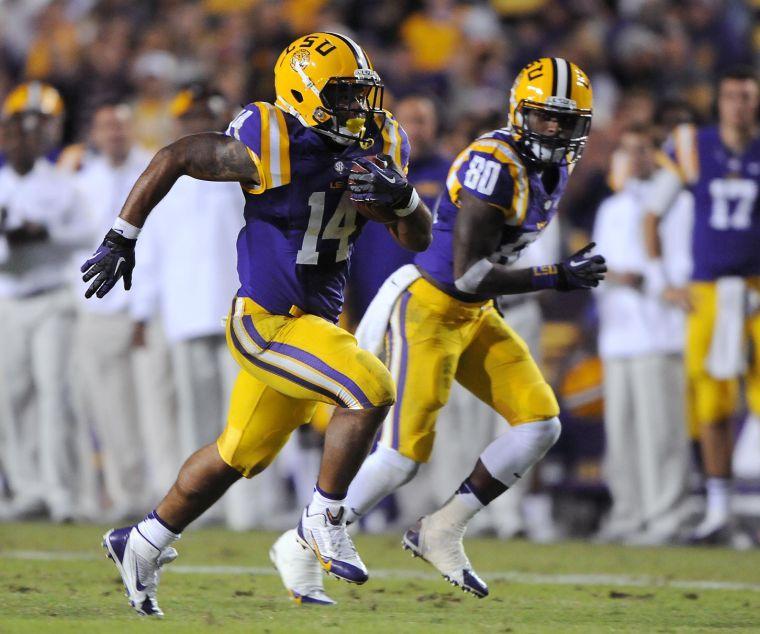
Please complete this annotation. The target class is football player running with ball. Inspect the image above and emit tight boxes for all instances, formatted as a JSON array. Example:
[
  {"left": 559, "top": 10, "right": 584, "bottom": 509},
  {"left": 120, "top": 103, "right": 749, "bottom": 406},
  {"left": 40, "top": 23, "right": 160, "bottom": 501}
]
[
  {"left": 82, "top": 32, "right": 432, "bottom": 615},
  {"left": 273, "top": 58, "right": 605, "bottom": 602}
]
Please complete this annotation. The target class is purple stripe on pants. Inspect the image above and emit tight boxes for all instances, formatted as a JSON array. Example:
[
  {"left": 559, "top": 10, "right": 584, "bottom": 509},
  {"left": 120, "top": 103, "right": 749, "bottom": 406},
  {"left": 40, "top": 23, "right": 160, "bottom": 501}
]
[
  {"left": 230, "top": 319, "right": 350, "bottom": 408},
  {"left": 242, "top": 315, "right": 373, "bottom": 408}
]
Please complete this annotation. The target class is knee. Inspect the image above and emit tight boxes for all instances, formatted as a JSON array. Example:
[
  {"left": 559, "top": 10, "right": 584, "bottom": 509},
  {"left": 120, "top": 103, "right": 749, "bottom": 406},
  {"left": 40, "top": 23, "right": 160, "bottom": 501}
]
[
  {"left": 356, "top": 349, "right": 396, "bottom": 407},
  {"left": 513, "top": 381, "right": 559, "bottom": 423},
  {"left": 374, "top": 444, "right": 420, "bottom": 485},
  {"left": 513, "top": 416, "right": 562, "bottom": 453}
]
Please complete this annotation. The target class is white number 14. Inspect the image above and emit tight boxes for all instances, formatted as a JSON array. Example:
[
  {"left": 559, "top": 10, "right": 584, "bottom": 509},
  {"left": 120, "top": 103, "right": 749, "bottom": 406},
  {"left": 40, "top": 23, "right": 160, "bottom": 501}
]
[{"left": 296, "top": 191, "right": 358, "bottom": 265}]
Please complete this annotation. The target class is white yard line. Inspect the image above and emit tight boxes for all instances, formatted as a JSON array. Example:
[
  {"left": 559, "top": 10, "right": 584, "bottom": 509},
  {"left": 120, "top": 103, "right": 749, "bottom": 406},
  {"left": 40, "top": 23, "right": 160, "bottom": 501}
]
[{"left": 3, "top": 549, "right": 760, "bottom": 593}]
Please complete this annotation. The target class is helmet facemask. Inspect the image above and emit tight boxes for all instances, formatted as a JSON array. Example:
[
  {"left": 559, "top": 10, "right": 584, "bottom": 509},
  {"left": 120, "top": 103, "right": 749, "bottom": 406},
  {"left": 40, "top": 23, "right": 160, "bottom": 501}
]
[
  {"left": 315, "top": 69, "right": 384, "bottom": 146},
  {"left": 515, "top": 100, "right": 591, "bottom": 166}
]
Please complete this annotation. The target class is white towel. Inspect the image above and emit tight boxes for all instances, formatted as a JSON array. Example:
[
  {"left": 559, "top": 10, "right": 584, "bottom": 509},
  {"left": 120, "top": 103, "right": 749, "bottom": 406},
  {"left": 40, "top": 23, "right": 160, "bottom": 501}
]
[
  {"left": 706, "top": 276, "right": 747, "bottom": 379},
  {"left": 355, "top": 264, "right": 421, "bottom": 356}
]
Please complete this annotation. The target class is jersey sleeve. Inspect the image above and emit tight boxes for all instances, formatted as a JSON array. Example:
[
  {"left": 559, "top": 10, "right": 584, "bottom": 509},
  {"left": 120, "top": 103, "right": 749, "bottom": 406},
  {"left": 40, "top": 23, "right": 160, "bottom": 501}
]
[
  {"left": 379, "top": 110, "right": 411, "bottom": 174},
  {"left": 225, "top": 102, "right": 291, "bottom": 194},
  {"left": 448, "top": 139, "right": 528, "bottom": 225},
  {"left": 661, "top": 123, "right": 699, "bottom": 185}
]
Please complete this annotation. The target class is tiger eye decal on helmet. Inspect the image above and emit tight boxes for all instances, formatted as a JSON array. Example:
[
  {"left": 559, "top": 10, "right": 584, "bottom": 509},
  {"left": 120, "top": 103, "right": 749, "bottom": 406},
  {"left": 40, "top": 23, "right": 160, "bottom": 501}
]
[
  {"left": 274, "top": 32, "right": 384, "bottom": 146},
  {"left": 508, "top": 57, "right": 593, "bottom": 166}
]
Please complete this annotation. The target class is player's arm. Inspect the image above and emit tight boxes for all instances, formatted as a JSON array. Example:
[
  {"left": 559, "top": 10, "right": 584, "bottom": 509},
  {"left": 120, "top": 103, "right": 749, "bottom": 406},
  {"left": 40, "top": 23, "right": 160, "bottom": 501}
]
[
  {"left": 387, "top": 199, "right": 433, "bottom": 252},
  {"left": 80, "top": 133, "right": 259, "bottom": 299},
  {"left": 643, "top": 166, "right": 683, "bottom": 259},
  {"left": 348, "top": 153, "right": 432, "bottom": 252},
  {"left": 452, "top": 191, "right": 606, "bottom": 296},
  {"left": 120, "top": 133, "right": 258, "bottom": 228}
]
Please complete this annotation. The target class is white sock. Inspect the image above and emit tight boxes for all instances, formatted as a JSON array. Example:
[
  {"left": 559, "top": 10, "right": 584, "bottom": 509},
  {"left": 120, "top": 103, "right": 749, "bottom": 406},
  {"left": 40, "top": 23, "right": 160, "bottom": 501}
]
[
  {"left": 480, "top": 418, "right": 561, "bottom": 488},
  {"left": 135, "top": 511, "right": 181, "bottom": 550},
  {"left": 705, "top": 477, "right": 731, "bottom": 524},
  {"left": 308, "top": 486, "right": 347, "bottom": 521},
  {"left": 345, "top": 445, "right": 419, "bottom": 523},
  {"left": 431, "top": 488, "right": 484, "bottom": 528}
]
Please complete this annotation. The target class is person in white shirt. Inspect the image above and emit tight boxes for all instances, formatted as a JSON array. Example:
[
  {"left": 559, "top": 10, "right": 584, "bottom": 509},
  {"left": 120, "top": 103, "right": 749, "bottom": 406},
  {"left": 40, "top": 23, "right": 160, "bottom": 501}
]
[
  {"left": 593, "top": 124, "right": 692, "bottom": 544},
  {"left": 0, "top": 97, "right": 91, "bottom": 521},
  {"left": 130, "top": 86, "right": 256, "bottom": 527},
  {"left": 71, "top": 102, "right": 154, "bottom": 521}
]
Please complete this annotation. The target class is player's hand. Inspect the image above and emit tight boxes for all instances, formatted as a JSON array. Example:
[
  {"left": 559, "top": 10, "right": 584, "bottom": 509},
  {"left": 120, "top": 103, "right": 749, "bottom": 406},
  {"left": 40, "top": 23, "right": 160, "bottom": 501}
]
[
  {"left": 348, "top": 153, "right": 413, "bottom": 209},
  {"left": 80, "top": 229, "right": 136, "bottom": 298},
  {"left": 556, "top": 242, "right": 607, "bottom": 291}
]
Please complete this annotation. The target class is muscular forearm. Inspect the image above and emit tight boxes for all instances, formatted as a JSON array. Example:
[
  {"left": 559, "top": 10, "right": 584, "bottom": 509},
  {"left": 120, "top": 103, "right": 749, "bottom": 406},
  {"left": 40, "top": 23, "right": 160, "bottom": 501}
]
[
  {"left": 476, "top": 264, "right": 536, "bottom": 296},
  {"left": 118, "top": 146, "right": 185, "bottom": 228},
  {"left": 388, "top": 200, "right": 433, "bottom": 252}
]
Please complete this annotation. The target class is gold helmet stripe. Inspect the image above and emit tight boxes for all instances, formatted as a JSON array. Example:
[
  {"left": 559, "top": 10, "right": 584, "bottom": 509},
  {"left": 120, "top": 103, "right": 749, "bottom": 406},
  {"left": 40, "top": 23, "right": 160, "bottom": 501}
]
[{"left": 325, "top": 31, "right": 369, "bottom": 70}]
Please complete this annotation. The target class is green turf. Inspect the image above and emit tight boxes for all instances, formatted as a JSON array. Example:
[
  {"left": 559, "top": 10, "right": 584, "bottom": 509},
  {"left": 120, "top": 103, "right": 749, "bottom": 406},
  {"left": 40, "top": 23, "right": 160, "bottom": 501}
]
[{"left": 2, "top": 523, "right": 760, "bottom": 632}]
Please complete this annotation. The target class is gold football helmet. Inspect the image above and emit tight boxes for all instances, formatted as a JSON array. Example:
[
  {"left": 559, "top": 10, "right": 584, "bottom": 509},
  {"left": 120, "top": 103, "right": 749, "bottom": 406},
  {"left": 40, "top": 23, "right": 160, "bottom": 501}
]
[
  {"left": 2, "top": 81, "right": 64, "bottom": 120},
  {"left": 508, "top": 58, "right": 593, "bottom": 165},
  {"left": 274, "top": 32, "right": 384, "bottom": 146}
]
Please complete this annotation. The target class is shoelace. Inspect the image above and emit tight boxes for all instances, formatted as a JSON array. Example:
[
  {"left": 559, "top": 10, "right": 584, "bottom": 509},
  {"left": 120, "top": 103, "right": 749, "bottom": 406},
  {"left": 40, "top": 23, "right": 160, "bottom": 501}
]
[{"left": 322, "top": 521, "right": 359, "bottom": 561}]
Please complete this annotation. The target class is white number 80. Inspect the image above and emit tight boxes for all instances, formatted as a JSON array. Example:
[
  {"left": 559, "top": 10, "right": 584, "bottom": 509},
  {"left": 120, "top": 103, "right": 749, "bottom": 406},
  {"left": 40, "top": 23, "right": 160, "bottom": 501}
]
[{"left": 463, "top": 155, "right": 501, "bottom": 196}]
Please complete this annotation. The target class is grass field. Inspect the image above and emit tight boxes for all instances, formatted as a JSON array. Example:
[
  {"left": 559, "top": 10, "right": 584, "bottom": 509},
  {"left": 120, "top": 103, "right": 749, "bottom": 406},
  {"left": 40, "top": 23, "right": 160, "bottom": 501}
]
[{"left": 2, "top": 523, "right": 760, "bottom": 632}]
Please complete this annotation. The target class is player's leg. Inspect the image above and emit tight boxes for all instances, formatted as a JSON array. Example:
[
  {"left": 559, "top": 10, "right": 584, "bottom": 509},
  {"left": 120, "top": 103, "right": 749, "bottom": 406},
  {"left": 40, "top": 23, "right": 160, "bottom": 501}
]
[
  {"left": 403, "top": 306, "right": 559, "bottom": 598},
  {"left": 271, "top": 281, "right": 468, "bottom": 605},
  {"left": 103, "top": 367, "right": 316, "bottom": 616},
  {"left": 227, "top": 297, "right": 394, "bottom": 585},
  {"left": 686, "top": 282, "right": 739, "bottom": 542},
  {"left": 344, "top": 287, "right": 464, "bottom": 523}
]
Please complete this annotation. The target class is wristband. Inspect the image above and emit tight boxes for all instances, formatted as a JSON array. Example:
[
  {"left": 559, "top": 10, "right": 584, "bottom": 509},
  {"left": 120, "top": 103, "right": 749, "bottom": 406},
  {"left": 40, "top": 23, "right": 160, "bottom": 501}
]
[
  {"left": 112, "top": 217, "right": 141, "bottom": 240},
  {"left": 394, "top": 188, "right": 419, "bottom": 218},
  {"left": 530, "top": 264, "right": 559, "bottom": 290},
  {"left": 454, "top": 257, "right": 494, "bottom": 294}
]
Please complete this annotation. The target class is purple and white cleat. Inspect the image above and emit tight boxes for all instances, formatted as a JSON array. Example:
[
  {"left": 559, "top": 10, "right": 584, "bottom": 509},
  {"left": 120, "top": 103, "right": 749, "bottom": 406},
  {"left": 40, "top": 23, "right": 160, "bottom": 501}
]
[
  {"left": 402, "top": 516, "right": 489, "bottom": 598},
  {"left": 270, "top": 529, "right": 336, "bottom": 605},
  {"left": 297, "top": 506, "right": 368, "bottom": 585},
  {"left": 102, "top": 526, "right": 177, "bottom": 617}
]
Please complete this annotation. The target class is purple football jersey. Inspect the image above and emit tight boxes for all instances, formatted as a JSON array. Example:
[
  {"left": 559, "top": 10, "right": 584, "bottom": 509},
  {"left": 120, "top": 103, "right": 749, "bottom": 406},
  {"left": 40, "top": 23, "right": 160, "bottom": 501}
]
[
  {"left": 415, "top": 129, "right": 568, "bottom": 299},
  {"left": 667, "top": 125, "right": 760, "bottom": 280},
  {"left": 348, "top": 151, "right": 450, "bottom": 318},
  {"left": 225, "top": 102, "right": 409, "bottom": 322}
]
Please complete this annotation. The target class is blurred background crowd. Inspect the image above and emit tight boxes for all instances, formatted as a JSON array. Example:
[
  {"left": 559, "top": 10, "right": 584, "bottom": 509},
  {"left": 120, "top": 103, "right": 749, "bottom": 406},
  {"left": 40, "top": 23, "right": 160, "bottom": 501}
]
[{"left": 1, "top": 0, "right": 760, "bottom": 546}]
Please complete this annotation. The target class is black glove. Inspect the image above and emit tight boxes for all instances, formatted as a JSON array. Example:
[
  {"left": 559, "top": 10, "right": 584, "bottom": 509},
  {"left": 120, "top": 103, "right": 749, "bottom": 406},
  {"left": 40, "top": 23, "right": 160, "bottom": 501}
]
[
  {"left": 80, "top": 229, "right": 136, "bottom": 298},
  {"left": 556, "top": 242, "right": 607, "bottom": 291},
  {"left": 348, "top": 153, "right": 413, "bottom": 209}
]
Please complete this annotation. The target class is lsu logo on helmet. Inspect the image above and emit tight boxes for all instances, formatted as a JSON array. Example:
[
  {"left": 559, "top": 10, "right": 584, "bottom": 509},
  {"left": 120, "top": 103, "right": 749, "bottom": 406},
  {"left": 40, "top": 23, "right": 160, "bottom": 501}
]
[
  {"left": 274, "top": 32, "right": 384, "bottom": 147},
  {"left": 508, "top": 57, "right": 593, "bottom": 166}
]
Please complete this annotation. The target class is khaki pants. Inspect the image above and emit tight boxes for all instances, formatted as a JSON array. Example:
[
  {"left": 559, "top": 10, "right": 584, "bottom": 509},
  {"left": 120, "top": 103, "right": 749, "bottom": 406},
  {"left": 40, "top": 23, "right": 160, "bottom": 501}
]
[
  {"left": 603, "top": 353, "right": 690, "bottom": 536},
  {"left": 0, "top": 289, "right": 77, "bottom": 519},
  {"left": 71, "top": 311, "right": 147, "bottom": 518},
  {"left": 132, "top": 321, "right": 179, "bottom": 502}
]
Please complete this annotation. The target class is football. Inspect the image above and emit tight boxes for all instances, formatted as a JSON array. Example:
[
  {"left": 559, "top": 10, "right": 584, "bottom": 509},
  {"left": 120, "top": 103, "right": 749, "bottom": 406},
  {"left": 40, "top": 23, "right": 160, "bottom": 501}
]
[{"left": 349, "top": 156, "right": 399, "bottom": 224}]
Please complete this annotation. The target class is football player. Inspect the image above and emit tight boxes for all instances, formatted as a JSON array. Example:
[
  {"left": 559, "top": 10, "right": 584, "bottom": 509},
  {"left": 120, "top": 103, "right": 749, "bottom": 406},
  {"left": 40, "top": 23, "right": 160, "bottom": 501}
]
[
  {"left": 643, "top": 66, "right": 760, "bottom": 544},
  {"left": 0, "top": 81, "right": 65, "bottom": 167},
  {"left": 82, "top": 32, "right": 432, "bottom": 615},
  {"left": 273, "top": 58, "right": 605, "bottom": 601}
]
